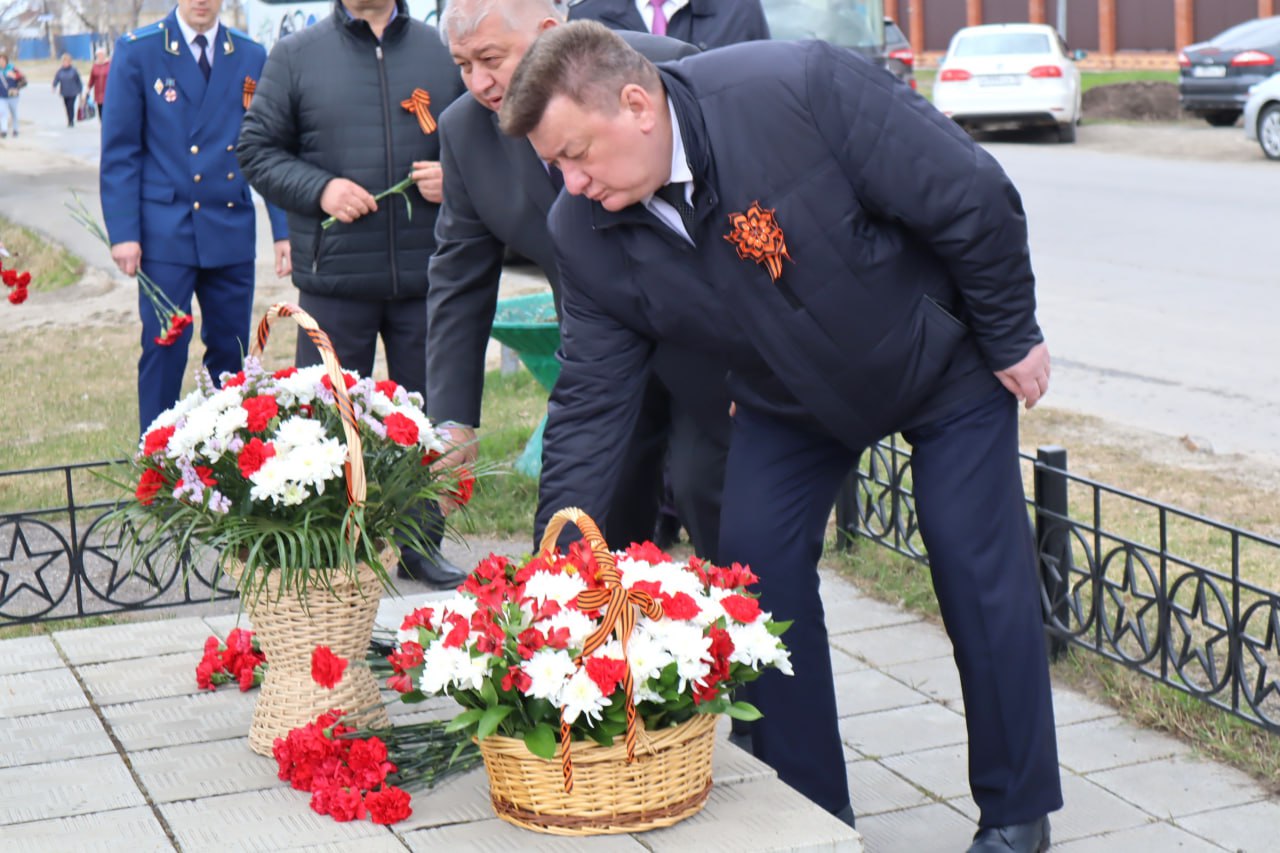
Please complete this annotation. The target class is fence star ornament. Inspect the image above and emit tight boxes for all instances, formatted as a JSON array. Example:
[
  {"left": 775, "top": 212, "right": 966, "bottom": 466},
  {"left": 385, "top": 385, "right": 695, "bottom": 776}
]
[{"left": 724, "top": 200, "right": 793, "bottom": 282}]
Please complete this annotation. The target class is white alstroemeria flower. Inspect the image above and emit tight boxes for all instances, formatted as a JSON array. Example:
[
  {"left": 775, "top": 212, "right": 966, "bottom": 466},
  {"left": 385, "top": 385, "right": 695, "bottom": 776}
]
[
  {"left": 560, "top": 668, "right": 608, "bottom": 725},
  {"left": 523, "top": 647, "right": 577, "bottom": 702}
]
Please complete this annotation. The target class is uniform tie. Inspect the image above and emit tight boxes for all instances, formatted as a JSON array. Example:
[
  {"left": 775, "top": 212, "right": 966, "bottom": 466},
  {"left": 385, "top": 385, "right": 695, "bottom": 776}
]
[
  {"left": 655, "top": 181, "right": 696, "bottom": 238},
  {"left": 193, "top": 33, "right": 211, "bottom": 81},
  {"left": 649, "top": 0, "right": 668, "bottom": 36},
  {"left": 548, "top": 164, "right": 564, "bottom": 193}
]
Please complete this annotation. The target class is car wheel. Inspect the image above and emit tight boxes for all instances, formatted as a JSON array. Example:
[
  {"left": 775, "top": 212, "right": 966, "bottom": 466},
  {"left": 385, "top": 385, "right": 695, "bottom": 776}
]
[
  {"left": 1258, "top": 103, "right": 1280, "bottom": 160},
  {"left": 1057, "top": 121, "right": 1076, "bottom": 143},
  {"left": 1204, "top": 110, "right": 1241, "bottom": 127}
]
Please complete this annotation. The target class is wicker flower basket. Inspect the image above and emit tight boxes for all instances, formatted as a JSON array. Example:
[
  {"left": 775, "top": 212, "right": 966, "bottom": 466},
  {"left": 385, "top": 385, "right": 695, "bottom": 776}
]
[
  {"left": 236, "top": 304, "right": 393, "bottom": 757},
  {"left": 476, "top": 508, "right": 719, "bottom": 835}
]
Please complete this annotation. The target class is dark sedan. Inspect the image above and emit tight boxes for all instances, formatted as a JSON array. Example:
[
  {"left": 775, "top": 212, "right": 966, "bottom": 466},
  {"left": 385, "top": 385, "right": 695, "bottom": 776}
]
[{"left": 1180, "top": 15, "right": 1280, "bottom": 126}]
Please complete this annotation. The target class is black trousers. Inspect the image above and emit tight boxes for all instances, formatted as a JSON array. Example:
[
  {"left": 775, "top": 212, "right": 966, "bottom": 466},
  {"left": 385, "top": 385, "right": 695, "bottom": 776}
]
[
  {"left": 62, "top": 95, "right": 76, "bottom": 126},
  {"left": 720, "top": 389, "right": 1062, "bottom": 823}
]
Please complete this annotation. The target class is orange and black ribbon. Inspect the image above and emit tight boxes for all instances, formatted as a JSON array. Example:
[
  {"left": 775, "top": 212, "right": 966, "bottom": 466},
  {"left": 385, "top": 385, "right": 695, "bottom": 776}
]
[
  {"left": 242, "top": 76, "right": 256, "bottom": 110},
  {"left": 400, "top": 88, "right": 437, "bottom": 135},
  {"left": 724, "top": 200, "right": 794, "bottom": 282}
]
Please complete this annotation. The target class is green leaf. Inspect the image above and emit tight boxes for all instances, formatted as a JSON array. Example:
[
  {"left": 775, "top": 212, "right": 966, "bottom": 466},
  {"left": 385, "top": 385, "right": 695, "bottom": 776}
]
[
  {"left": 586, "top": 725, "right": 615, "bottom": 747},
  {"left": 443, "top": 707, "right": 485, "bottom": 733},
  {"left": 726, "top": 701, "right": 764, "bottom": 722},
  {"left": 480, "top": 677, "right": 498, "bottom": 708},
  {"left": 767, "top": 619, "right": 793, "bottom": 637},
  {"left": 398, "top": 690, "right": 428, "bottom": 704},
  {"left": 476, "top": 704, "right": 514, "bottom": 740},
  {"left": 523, "top": 722, "right": 558, "bottom": 760}
]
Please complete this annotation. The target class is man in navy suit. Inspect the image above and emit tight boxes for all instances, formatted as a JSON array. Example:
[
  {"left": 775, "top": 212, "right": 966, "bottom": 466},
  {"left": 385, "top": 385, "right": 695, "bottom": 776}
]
[
  {"left": 567, "top": 0, "right": 769, "bottom": 50},
  {"left": 502, "top": 22, "right": 1061, "bottom": 853},
  {"left": 101, "top": 0, "right": 288, "bottom": 434}
]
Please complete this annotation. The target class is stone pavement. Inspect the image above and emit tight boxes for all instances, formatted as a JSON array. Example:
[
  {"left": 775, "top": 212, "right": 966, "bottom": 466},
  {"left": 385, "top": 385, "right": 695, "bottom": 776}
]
[{"left": 3, "top": 567, "right": 1276, "bottom": 853}]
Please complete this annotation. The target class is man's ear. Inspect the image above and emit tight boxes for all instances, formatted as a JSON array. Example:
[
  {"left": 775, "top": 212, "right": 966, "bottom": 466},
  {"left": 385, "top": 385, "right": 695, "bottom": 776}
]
[{"left": 620, "top": 82, "right": 657, "bottom": 130}]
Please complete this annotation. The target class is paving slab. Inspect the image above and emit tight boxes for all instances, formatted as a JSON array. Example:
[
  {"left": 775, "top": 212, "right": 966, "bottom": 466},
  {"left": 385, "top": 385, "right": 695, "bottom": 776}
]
[
  {"left": 711, "top": 740, "right": 777, "bottom": 786},
  {"left": 1049, "top": 686, "right": 1119, "bottom": 727},
  {"left": 100, "top": 691, "right": 255, "bottom": 752},
  {"left": 856, "top": 801, "right": 975, "bottom": 853},
  {"left": 638, "top": 776, "right": 862, "bottom": 851},
  {"left": 846, "top": 760, "right": 932, "bottom": 816},
  {"left": 400, "top": 819, "right": 647, "bottom": 852},
  {"left": 839, "top": 703, "right": 969, "bottom": 759},
  {"left": 820, "top": 589, "right": 921, "bottom": 636},
  {"left": 0, "top": 754, "right": 146, "bottom": 824},
  {"left": 374, "top": 592, "right": 451, "bottom": 634},
  {"left": 53, "top": 617, "right": 213, "bottom": 665},
  {"left": 78, "top": 651, "right": 205, "bottom": 706},
  {"left": 1087, "top": 754, "right": 1266, "bottom": 818},
  {"left": 0, "top": 667, "right": 88, "bottom": 719},
  {"left": 159, "top": 788, "right": 393, "bottom": 851},
  {"left": 129, "top": 737, "right": 282, "bottom": 803},
  {"left": 828, "top": 644, "right": 869, "bottom": 675},
  {"left": 0, "top": 806, "right": 174, "bottom": 853},
  {"left": 203, "top": 612, "right": 255, "bottom": 638},
  {"left": 879, "top": 742, "right": 972, "bottom": 801},
  {"left": 1053, "top": 820, "right": 1228, "bottom": 852},
  {"left": 1055, "top": 716, "right": 1191, "bottom": 774},
  {"left": 0, "top": 635, "right": 65, "bottom": 675},
  {"left": 1033, "top": 772, "right": 1153, "bottom": 844},
  {"left": 1175, "top": 798, "right": 1280, "bottom": 852},
  {"left": 885, "top": 656, "right": 965, "bottom": 708},
  {"left": 834, "top": 668, "right": 931, "bottom": 718},
  {"left": 391, "top": 768, "right": 496, "bottom": 833},
  {"left": 831, "top": 622, "right": 954, "bottom": 669},
  {"left": 0, "top": 707, "right": 115, "bottom": 769}
]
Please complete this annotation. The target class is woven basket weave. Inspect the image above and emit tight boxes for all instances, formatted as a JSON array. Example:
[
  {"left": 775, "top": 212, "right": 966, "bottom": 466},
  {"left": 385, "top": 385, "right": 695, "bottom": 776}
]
[
  {"left": 476, "top": 508, "right": 718, "bottom": 835},
  {"left": 237, "top": 303, "right": 392, "bottom": 757}
]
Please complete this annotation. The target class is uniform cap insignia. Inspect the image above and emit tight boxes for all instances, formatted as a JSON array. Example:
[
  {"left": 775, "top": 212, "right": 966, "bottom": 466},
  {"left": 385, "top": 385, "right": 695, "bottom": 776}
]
[
  {"left": 723, "top": 201, "right": 793, "bottom": 282},
  {"left": 399, "top": 88, "right": 437, "bottom": 135}
]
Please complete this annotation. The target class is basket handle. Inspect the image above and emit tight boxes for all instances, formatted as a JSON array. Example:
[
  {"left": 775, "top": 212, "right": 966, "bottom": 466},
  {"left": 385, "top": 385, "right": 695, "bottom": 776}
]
[
  {"left": 538, "top": 508, "right": 665, "bottom": 793},
  {"left": 250, "top": 303, "right": 367, "bottom": 512}
]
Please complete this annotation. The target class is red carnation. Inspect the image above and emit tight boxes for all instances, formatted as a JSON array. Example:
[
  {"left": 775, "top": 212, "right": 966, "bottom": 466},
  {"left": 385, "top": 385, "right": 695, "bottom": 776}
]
[
  {"left": 237, "top": 437, "right": 277, "bottom": 478},
  {"left": 383, "top": 412, "right": 419, "bottom": 446},
  {"left": 311, "top": 783, "right": 366, "bottom": 822},
  {"left": 584, "top": 656, "right": 627, "bottom": 697},
  {"left": 242, "top": 395, "right": 280, "bottom": 432},
  {"left": 660, "top": 591, "right": 701, "bottom": 621},
  {"left": 7, "top": 286, "right": 27, "bottom": 305},
  {"left": 273, "top": 366, "right": 298, "bottom": 379},
  {"left": 321, "top": 372, "right": 357, "bottom": 392},
  {"left": 142, "top": 425, "right": 176, "bottom": 457},
  {"left": 311, "top": 645, "right": 348, "bottom": 689},
  {"left": 1, "top": 269, "right": 15, "bottom": 286},
  {"left": 720, "top": 593, "right": 763, "bottom": 624},
  {"left": 365, "top": 785, "right": 412, "bottom": 825},
  {"left": 169, "top": 313, "right": 193, "bottom": 334},
  {"left": 374, "top": 379, "right": 400, "bottom": 399},
  {"left": 222, "top": 370, "right": 246, "bottom": 387},
  {"left": 449, "top": 468, "right": 476, "bottom": 506},
  {"left": 15, "top": 271, "right": 30, "bottom": 288},
  {"left": 135, "top": 467, "right": 167, "bottom": 505}
]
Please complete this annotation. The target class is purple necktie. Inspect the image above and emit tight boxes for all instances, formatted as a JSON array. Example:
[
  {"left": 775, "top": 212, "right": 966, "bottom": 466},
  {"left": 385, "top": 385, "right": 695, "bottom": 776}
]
[{"left": 649, "top": 0, "right": 667, "bottom": 36}]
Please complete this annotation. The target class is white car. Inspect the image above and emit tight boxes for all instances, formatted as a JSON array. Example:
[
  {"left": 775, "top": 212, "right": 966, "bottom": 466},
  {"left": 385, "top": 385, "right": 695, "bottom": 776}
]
[
  {"left": 1243, "top": 71, "right": 1280, "bottom": 159},
  {"left": 932, "top": 23, "right": 1084, "bottom": 143}
]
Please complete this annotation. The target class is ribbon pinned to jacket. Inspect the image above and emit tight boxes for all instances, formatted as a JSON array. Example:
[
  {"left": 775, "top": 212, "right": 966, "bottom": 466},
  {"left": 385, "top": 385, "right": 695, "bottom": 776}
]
[{"left": 400, "top": 88, "right": 437, "bottom": 135}]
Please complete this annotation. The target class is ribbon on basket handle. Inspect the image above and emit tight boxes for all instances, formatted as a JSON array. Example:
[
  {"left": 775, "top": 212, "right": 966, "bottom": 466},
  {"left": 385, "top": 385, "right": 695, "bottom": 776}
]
[
  {"left": 250, "top": 303, "right": 367, "bottom": 536},
  {"left": 538, "top": 508, "right": 665, "bottom": 793}
]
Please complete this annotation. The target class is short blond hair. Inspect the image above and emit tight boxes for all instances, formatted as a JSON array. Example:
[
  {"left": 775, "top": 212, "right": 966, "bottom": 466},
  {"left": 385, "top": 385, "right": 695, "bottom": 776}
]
[{"left": 499, "top": 20, "right": 660, "bottom": 137}]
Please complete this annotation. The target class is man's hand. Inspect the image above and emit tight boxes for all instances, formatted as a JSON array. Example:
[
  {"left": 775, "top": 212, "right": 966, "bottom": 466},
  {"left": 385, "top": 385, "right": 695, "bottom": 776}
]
[
  {"left": 273, "top": 240, "right": 292, "bottom": 278},
  {"left": 432, "top": 425, "right": 478, "bottom": 516},
  {"left": 995, "top": 342, "right": 1051, "bottom": 410},
  {"left": 412, "top": 160, "right": 443, "bottom": 204},
  {"left": 111, "top": 241, "right": 142, "bottom": 276},
  {"left": 319, "top": 178, "right": 378, "bottom": 224}
]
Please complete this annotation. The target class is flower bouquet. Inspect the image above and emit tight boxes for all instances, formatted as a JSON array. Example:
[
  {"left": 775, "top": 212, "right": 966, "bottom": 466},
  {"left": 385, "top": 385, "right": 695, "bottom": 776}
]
[
  {"left": 103, "top": 303, "right": 477, "bottom": 754},
  {"left": 386, "top": 508, "right": 791, "bottom": 835}
]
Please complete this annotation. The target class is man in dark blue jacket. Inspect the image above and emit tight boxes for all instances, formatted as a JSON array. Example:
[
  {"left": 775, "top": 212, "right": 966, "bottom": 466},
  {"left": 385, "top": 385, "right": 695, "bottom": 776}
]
[
  {"left": 502, "top": 22, "right": 1061, "bottom": 853},
  {"left": 568, "top": 0, "right": 769, "bottom": 50}
]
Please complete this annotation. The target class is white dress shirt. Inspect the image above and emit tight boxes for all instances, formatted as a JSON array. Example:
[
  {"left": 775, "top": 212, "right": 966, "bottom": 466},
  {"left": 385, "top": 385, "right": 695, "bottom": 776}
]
[
  {"left": 642, "top": 98, "right": 695, "bottom": 244},
  {"left": 635, "top": 0, "right": 690, "bottom": 33},
  {"left": 175, "top": 12, "right": 219, "bottom": 70}
]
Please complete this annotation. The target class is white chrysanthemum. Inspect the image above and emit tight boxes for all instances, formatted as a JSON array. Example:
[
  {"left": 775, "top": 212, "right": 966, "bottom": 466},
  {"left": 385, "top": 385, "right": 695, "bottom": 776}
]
[
  {"left": 727, "top": 620, "right": 792, "bottom": 675},
  {"left": 278, "top": 437, "right": 345, "bottom": 491},
  {"left": 436, "top": 593, "right": 478, "bottom": 624},
  {"left": 540, "top": 608, "right": 597, "bottom": 649},
  {"left": 646, "top": 620, "right": 712, "bottom": 691},
  {"left": 273, "top": 416, "right": 330, "bottom": 452},
  {"left": 419, "top": 643, "right": 472, "bottom": 695},
  {"left": 167, "top": 409, "right": 219, "bottom": 458},
  {"left": 561, "top": 668, "right": 608, "bottom": 725},
  {"left": 626, "top": 627, "right": 675, "bottom": 685},
  {"left": 248, "top": 457, "right": 291, "bottom": 504},
  {"left": 203, "top": 387, "right": 244, "bottom": 413},
  {"left": 213, "top": 406, "right": 249, "bottom": 441},
  {"left": 271, "top": 365, "right": 328, "bottom": 406},
  {"left": 523, "top": 570, "right": 587, "bottom": 607},
  {"left": 690, "top": 592, "right": 726, "bottom": 628},
  {"left": 141, "top": 390, "right": 203, "bottom": 438},
  {"left": 453, "top": 652, "right": 492, "bottom": 692},
  {"left": 617, "top": 558, "right": 703, "bottom": 598},
  {"left": 524, "top": 647, "right": 576, "bottom": 702},
  {"left": 278, "top": 482, "right": 309, "bottom": 506}
]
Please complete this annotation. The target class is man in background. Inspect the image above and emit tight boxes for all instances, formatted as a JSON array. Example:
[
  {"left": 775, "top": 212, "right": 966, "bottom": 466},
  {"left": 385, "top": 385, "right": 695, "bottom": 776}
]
[
  {"left": 101, "top": 0, "right": 289, "bottom": 434},
  {"left": 237, "top": 0, "right": 468, "bottom": 588},
  {"left": 568, "top": 0, "right": 769, "bottom": 50}
]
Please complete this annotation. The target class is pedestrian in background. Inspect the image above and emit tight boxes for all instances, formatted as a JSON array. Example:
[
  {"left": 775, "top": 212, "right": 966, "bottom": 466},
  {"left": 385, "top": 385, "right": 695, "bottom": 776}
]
[
  {"left": 52, "top": 54, "right": 83, "bottom": 128},
  {"left": 0, "top": 53, "right": 24, "bottom": 137},
  {"left": 568, "top": 0, "right": 769, "bottom": 49},
  {"left": 88, "top": 48, "right": 111, "bottom": 122}
]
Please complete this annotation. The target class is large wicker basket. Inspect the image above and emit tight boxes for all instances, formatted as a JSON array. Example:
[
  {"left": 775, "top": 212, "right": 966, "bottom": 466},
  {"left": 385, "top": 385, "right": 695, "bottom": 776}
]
[
  {"left": 476, "top": 508, "right": 719, "bottom": 835},
  {"left": 236, "top": 303, "right": 393, "bottom": 756}
]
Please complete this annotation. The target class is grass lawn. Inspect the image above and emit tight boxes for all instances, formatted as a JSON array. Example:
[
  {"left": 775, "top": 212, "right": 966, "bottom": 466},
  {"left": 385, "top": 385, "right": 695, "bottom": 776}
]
[
  {"left": 916, "top": 68, "right": 1178, "bottom": 102},
  {"left": 0, "top": 214, "right": 85, "bottom": 292}
]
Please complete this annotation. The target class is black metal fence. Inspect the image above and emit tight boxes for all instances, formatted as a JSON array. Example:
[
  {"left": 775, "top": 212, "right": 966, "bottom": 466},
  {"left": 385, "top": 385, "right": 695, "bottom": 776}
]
[
  {"left": 833, "top": 438, "right": 1280, "bottom": 734},
  {"left": 0, "top": 461, "right": 235, "bottom": 625}
]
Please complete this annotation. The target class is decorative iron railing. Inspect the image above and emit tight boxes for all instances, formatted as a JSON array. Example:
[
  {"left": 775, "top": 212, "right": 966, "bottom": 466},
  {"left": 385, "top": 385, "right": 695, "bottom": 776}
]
[{"left": 832, "top": 438, "right": 1280, "bottom": 734}]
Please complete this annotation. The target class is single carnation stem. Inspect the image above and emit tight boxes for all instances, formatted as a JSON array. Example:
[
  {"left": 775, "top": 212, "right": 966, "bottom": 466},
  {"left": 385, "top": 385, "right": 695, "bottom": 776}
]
[{"left": 321, "top": 174, "right": 416, "bottom": 230}]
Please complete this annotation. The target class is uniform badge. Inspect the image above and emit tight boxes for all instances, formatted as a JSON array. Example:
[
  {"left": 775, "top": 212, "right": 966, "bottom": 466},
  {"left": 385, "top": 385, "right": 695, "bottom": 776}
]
[
  {"left": 164, "top": 88, "right": 178, "bottom": 103},
  {"left": 400, "top": 88, "right": 437, "bottom": 135},
  {"left": 154, "top": 78, "right": 164, "bottom": 95},
  {"left": 242, "top": 76, "right": 256, "bottom": 110}
]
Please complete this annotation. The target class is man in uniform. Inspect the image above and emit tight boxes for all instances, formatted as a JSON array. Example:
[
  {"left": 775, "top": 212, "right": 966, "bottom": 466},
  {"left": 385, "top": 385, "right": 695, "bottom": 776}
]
[{"left": 101, "top": 0, "right": 289, "bottom": 434}]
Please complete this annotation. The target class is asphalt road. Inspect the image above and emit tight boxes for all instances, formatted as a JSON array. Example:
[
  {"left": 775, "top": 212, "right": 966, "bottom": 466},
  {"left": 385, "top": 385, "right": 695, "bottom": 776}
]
[
  {"left": 5, "top": 82, "right": 1279, "bottom": 466},
  {"left": 986, "top": 136, "right": 1280, "bottom": 466}
]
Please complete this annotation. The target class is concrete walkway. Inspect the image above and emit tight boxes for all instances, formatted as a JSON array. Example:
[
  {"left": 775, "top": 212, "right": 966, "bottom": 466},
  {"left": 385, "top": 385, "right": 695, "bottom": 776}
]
[{"left": 2, "top": 563, "right": 1276, "bottom": 852}]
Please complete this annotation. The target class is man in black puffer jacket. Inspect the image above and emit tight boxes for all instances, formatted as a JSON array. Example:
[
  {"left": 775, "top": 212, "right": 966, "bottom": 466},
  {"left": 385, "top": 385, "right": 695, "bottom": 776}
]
[{"left": 237, "top": 0, "right": 468, "bottom": 587}]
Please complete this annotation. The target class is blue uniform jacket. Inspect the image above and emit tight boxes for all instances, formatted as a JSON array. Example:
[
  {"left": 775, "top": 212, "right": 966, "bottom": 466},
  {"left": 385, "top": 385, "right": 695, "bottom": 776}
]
[{"left": 100, "top": 11, "right": 286, "bottom": 268}]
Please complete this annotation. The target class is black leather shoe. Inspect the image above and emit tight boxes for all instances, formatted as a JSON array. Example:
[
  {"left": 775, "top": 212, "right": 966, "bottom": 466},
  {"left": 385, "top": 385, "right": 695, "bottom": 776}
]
[
  {"left": 832, "top": 804, "right": 856, "bottom": 829},
  {"left": 398, "top": 551, "right": 469, "bottom": 589},
  {"left": 968, "top": 816, "right": 1050, "bottom": 853}
]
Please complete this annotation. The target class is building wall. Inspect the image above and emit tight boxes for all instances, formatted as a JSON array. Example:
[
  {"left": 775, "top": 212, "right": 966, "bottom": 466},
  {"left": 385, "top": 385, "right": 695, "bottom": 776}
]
[
  {"left": 924, "top": 0, "right": 969, "bottom": 50},
  {"left": 1047, "top": 0, "right": 1101, "bottom": 50},
  {"left": 1116, "top": 0, "right": 1176, "bottom": 50},
  {"left": 1194, "top": 0, "right": 1264, "bottom": 42},
  {"left": 985, "top": 0, "right": 1033, "bottom": 24}
]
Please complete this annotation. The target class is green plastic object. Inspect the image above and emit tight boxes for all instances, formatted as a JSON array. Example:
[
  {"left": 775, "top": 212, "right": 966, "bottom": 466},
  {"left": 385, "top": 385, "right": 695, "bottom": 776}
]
[
  {"left": 490, "top": 292, "right": 559, "bottom": 477},
  {"left": 489, "top": 292, "right": 561, "bottom": 392}
]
